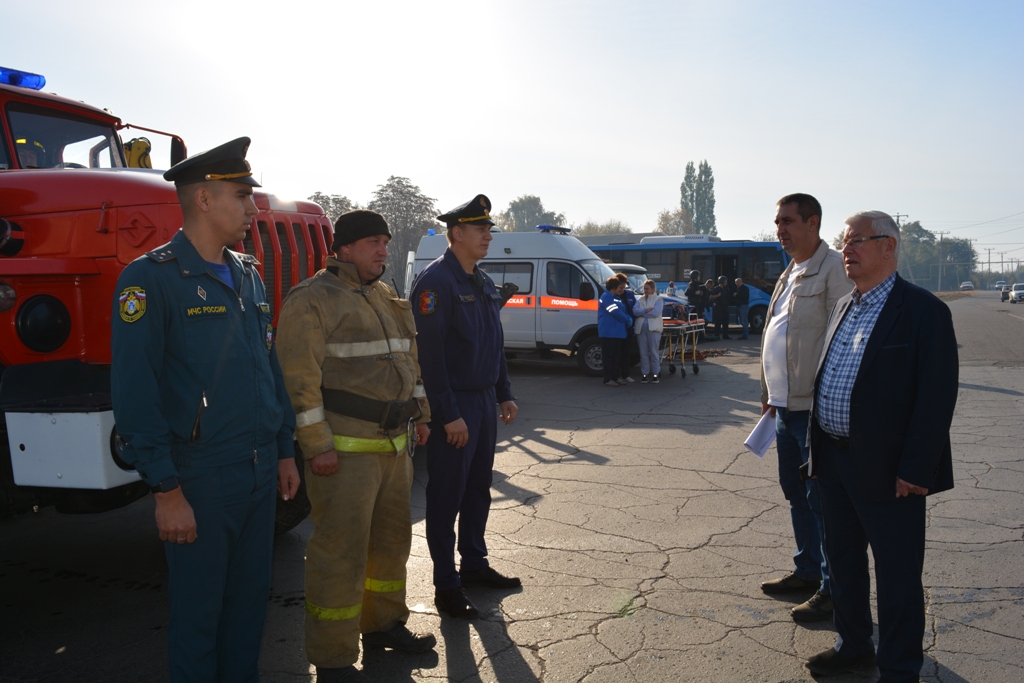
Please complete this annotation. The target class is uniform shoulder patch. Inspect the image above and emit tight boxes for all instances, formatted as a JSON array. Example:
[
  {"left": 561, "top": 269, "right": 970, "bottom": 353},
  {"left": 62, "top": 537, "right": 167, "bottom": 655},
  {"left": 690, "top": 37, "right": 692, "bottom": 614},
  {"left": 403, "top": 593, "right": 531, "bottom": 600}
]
[
  {"left": 119, "top": 286, "right": 147, "bottom": 323},
  {"left": 145, "top": 247, "right": 176, "bottom": 262},
  {"left": 418, "top": 290, "right": 438, "bottom": 315}
]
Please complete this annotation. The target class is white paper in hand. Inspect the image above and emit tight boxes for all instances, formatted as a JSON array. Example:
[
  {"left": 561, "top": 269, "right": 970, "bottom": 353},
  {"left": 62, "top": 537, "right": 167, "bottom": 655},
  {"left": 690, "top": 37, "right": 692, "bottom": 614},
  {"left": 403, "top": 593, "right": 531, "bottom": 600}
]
[{"left": 744, "top": 411, "right": 776, "bottom": 458}]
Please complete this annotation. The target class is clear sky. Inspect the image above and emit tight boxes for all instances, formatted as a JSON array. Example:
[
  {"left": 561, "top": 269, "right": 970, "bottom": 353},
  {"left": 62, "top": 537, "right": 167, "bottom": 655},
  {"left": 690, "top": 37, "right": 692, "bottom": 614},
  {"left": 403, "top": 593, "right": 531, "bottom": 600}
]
[{"left": 6, "top": 0, "right": 1024, "bottom": 269}]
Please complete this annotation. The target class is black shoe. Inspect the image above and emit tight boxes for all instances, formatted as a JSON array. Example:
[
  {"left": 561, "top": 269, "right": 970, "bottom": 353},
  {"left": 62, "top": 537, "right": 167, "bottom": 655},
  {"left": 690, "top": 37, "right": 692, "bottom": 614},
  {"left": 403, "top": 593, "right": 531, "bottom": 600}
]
[
  {"left": 651, "top": 374, "right": 660, "bottom": 384},
  {"left": 363, "top": 622, "right": 437, "bottom": 652},
  {"left": 804, "top": 648, "right": 876, "bottom": 676},
  {"left": 760, "top": 571, "right": 820, "bottom": 594},
  {"left": 315, "top": 666, "right": 371, "bottom": 683},
  {"left": 434, "top": 587, "right": 479, "bottom": 619},
  {"left": 791, "top": 591, "right": 833, "bottom": 622},
  {"left": 722, "top": 335, "right": 732, "bottom": 339},
  {"left": 640, "top": 375, "right": 649, "bottom": 383},
  {"left": 460, "top": 566, "right": 522, "bottom": 588}
]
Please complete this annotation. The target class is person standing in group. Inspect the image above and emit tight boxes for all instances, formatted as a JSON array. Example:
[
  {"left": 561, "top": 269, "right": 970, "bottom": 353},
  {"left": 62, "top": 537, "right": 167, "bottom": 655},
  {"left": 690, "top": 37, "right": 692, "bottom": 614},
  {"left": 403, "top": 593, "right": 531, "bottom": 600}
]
[
  {"left": 803, "top": 211, "right": 958, "bottom": 682},
  {"left": 411, "top": 194, "right": 520, "bottom": 621},
  {"left": 598, "top": 276, "right": 632, "bottom": 387},
  {"left": 275, "top": 210, "right": 436, "bottom": 683},
  {"left": 709, "top": 275, "right": 732, "bottom": 339},
  {"left": 734, "top": 277, "right": 750, "bottom": 340},
  {"left": 110, "top": 138, "right": 300, "bottom": 683},
  {"left": 759, "top": 193, "right": 852, "bottom": 622},
  {"left": 616, "top": 273, "right": 638, "bottom": 383},
  {"left": 665, "top": 281, "right": 677, "bottom": 297},
  {"left": 632, "top": 279, "right": 664, "bottom": 383},
  {"left": 684, "top": 271, "right": 708, "bottom": 320}
]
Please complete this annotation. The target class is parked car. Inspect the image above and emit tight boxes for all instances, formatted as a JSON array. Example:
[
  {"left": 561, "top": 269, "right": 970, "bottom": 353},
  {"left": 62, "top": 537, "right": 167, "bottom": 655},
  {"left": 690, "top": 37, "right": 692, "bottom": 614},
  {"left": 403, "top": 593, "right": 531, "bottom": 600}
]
[
  {"left": 959, "top": 281, "right": 975, "bottom": 291},
  {"left": 1001, "top": 286, "right": 1011, "bottom": 302},
  {"left": 1010, "top": 283, "right": 1024, "bottom": 304}
]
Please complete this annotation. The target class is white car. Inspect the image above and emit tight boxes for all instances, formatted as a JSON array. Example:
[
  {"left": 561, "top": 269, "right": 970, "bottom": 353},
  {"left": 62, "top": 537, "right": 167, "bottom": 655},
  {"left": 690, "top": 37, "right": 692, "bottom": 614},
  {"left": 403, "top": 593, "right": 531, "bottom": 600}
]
[
  {"left": 959, "top": 281, "right": 974, "bottom": 291},
  {"left": 1010, "top": 283, "right": 1024, "bottom": 304}
]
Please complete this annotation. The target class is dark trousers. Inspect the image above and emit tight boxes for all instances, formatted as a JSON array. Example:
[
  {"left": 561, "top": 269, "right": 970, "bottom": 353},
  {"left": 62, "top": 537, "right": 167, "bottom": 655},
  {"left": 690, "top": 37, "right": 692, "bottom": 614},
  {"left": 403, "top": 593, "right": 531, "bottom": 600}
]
[
  {"left": 714, "top": 306, "right": 730, "bottom": 338},
  {"left": 600, "top": 337, "right": 624, "bottom": 383},
  {"left": 165, "top": 453, "right": 278, "bottom": 683},
  {"left": 816, "top": 436, "right": 927, "bottom": 682},
  {"left": 425, "top": 387, "right": 498, "bottom": 591},
  {"left": 776, "top": 409, "right": 829, "bottom": 594},
  {"left": 620, "top": 329, "right": 634, "bottom": 379}
]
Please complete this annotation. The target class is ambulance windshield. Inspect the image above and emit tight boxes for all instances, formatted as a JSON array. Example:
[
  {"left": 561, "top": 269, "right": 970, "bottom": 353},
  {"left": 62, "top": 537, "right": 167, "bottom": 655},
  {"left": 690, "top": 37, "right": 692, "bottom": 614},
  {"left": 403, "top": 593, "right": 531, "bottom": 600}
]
[{"left": 579, "top": 259, "right": 616, "bottom": 288}]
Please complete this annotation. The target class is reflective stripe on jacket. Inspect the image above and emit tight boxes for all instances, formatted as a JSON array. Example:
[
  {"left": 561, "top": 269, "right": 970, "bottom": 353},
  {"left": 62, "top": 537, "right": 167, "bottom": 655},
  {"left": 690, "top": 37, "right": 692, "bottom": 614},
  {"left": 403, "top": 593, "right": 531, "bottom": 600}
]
[{"left": 276, "top": 258, "right": 429, "bottom": 458}]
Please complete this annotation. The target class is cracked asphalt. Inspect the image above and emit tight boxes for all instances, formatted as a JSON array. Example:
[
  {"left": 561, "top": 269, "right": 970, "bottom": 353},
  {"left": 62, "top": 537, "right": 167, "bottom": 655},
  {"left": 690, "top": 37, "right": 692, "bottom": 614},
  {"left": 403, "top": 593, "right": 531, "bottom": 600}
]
[{"left": 2, "top": 289, "right": 1022, "bottom": 682}]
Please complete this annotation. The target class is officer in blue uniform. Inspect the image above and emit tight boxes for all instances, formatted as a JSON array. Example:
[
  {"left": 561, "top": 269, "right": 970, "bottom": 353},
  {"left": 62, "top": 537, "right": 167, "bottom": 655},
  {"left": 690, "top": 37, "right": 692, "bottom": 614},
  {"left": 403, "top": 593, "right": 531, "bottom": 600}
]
[
  {"left": 111, "top": 137, "right": 300, "bottom": 683},
  {"left": 411, "top": 194, "right": 520, "bottom": 619}
]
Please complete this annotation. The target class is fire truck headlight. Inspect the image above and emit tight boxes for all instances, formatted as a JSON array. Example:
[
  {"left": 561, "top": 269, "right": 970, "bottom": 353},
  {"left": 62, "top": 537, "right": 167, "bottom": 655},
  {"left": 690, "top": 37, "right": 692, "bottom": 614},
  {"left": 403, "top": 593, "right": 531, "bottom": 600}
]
[
  {"left": 0, "top": 282, "right": 15, "bottom": 312},
  {"left": 16, "top": 295, "right": 71, "bottom": 352}
]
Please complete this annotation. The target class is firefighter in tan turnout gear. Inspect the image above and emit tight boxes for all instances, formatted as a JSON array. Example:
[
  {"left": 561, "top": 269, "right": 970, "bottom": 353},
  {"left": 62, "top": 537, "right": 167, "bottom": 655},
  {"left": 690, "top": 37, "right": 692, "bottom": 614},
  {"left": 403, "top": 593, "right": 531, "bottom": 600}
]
[{"left": 276, "top": 210, "right": 435, "bottom": 683}]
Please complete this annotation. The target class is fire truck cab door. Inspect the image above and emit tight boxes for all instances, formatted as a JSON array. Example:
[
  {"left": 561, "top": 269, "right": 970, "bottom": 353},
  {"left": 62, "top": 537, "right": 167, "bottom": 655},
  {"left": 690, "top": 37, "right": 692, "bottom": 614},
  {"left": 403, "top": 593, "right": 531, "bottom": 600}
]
[
  {"left": 479, "top": 260, "right": 537, "bottom": 348},
  {"left": 540, "top": 260, "right": 597, "bottom": 346}
]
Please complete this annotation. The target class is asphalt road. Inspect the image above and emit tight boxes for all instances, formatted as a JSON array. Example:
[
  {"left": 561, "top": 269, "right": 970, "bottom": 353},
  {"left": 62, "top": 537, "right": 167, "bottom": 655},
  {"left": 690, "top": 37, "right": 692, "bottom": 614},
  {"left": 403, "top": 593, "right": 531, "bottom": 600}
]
[{"left": 1, "top": 287, "right": 1022, "bottom": 683}]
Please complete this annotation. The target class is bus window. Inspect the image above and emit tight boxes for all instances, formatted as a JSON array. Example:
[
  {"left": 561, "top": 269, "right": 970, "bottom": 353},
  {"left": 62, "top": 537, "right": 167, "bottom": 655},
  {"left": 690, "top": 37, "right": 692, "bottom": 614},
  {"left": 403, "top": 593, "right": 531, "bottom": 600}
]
[
  {"left": 480, "top": 262, "right": 534, "bottom": 295},
  {"left": 642, "top": 250, "right": 676, "bottom": 282},
  {"left": 546, "top": 261, "right": 589, "bottom": 298}
]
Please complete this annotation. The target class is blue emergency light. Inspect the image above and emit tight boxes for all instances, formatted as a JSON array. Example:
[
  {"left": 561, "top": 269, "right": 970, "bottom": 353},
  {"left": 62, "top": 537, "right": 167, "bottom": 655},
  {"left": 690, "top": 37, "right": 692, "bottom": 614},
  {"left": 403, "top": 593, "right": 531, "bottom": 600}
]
[
  {"left": 536, "top": 225, "right": 571, "bottom": 235},
  {"left": 0, "top": 67, "right": 46, "bottom": 90},
  {"left": 427, "top": 229, "right": 436, "bottom": 236}
]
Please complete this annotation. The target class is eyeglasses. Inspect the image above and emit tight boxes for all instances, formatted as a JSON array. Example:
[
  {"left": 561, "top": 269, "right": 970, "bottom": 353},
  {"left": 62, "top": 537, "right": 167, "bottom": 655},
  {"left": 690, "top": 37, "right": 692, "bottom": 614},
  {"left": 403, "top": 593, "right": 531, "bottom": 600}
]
[{"left": 842, "top": 235, "right": 891, "bottom": 248}]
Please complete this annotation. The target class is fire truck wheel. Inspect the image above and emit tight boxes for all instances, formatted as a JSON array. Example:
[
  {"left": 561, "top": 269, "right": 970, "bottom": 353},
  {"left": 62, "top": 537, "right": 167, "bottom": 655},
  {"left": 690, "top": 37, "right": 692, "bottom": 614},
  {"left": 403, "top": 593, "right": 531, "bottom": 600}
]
[{"left": 274, "top": 453, "right": 311, "bottom": 535}]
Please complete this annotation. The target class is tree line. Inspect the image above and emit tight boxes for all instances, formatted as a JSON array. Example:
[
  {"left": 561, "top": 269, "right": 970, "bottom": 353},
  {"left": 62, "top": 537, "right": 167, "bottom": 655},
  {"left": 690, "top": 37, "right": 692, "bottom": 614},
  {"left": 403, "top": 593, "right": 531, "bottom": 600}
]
[{"left": 308, "top": 161, "right": 719, "bottom": 291}]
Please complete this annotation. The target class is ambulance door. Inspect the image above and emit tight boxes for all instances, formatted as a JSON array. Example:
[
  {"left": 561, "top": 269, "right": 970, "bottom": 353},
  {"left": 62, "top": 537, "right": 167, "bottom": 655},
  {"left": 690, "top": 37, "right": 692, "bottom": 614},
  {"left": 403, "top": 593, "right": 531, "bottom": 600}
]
[
  {"left": 539, "top": 261, "right": 598, "bottom": 346},
  {"left": 479, "top": 260, "right": 537, "bottom": 348}
]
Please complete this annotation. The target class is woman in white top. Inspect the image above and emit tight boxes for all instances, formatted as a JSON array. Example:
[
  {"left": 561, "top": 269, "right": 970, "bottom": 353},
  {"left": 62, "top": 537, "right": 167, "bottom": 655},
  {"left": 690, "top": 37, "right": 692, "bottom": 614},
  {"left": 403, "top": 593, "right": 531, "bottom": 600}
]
[{"left": 632, "top": 280, "right": 665, "bottom": 383}]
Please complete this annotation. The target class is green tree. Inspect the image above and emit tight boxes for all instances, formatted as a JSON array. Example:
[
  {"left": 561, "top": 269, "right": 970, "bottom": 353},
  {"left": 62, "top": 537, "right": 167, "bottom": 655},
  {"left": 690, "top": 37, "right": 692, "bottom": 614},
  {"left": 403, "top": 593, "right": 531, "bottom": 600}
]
[
  {"left": 679, "top": 162, "right": 696, "bottom": 229},
  {"left": 366, "top": 176, "right": 437, "bottom": 292},
  {"left": 498, "top": 195, "right": 566, "bottom": 232},
  {"left": 678, "top": 160, "right": 717, "bottom": 236},
  {"left": 573, "top": 220, "right": 631, "bottom": 236},
  {"left": 307, "top": 192, "right": 355, "bottom": 221},
  {"left": 695, "top": 160, "right": 717, "bottom": 235},
  {"left": 657, "top": 208, "right": 693, "bottom": 235}
]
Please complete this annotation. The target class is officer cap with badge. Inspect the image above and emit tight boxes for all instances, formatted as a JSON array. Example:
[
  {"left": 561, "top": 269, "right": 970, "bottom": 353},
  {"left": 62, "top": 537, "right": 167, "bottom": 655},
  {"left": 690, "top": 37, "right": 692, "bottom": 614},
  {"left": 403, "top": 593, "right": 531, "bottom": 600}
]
[
  {"left": 163, "top": 136, "right": 261, "bottom": 188},
  {"left": 437, "top": 194, "right": 495, "bottom": 228}
]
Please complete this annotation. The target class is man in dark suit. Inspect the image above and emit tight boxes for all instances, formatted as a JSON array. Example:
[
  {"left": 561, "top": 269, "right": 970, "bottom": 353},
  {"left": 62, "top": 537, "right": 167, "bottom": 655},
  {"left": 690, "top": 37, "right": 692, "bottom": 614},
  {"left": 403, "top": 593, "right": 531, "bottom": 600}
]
[{"left": 804, "top": 211, "right": 958, "bottom": 683}]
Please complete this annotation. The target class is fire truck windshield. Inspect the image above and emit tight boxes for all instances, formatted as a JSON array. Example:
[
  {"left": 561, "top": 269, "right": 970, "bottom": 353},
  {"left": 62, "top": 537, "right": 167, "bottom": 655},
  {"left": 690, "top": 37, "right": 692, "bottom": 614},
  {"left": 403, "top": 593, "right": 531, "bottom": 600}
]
[{"left": 6, "top": 102, "right": 124, "bottom": 170}]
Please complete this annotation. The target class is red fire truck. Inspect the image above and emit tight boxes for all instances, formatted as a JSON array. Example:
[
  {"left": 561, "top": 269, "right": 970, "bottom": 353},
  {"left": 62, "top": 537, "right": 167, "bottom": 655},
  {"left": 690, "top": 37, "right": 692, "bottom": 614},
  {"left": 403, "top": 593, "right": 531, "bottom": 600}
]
[{"left": 0, "top": 67, "right": 329, "bottom": 528}]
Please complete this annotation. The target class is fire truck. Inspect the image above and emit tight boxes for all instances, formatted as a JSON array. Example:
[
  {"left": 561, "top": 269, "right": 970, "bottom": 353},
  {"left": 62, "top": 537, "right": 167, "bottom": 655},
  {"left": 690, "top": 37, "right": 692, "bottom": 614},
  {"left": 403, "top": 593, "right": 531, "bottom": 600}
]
[{"left": 0, "top": 67, "right": 329, "bottom": 529}]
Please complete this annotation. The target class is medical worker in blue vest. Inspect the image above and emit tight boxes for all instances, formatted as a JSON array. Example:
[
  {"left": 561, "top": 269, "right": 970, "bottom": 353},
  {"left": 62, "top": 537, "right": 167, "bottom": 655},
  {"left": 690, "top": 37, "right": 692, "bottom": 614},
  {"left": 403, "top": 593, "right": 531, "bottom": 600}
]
[{"left": 411, "top": 194, "right": 520, "bottom": 620}]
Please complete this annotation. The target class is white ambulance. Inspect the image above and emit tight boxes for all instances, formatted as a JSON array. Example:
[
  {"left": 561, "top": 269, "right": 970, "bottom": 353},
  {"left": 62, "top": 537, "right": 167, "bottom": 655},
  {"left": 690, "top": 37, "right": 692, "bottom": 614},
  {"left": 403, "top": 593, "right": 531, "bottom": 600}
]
[{"left": 406, "top": 226, "right": 623, "bottom": 375}]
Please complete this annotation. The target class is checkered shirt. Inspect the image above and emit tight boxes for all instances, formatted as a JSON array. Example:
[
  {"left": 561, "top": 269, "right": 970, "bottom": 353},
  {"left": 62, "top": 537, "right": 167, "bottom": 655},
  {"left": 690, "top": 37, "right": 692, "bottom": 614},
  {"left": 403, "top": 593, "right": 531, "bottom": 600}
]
[{"left": 814, "top": 273, "right": 896, "bottom": 438}]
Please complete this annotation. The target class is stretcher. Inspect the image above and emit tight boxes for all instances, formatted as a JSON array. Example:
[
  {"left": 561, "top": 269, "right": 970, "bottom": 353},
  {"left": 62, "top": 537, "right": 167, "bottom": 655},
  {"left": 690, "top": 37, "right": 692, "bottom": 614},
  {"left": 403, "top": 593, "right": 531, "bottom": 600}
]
[{"left": 660, "top": 302, "right": 705, "bottom": 378}]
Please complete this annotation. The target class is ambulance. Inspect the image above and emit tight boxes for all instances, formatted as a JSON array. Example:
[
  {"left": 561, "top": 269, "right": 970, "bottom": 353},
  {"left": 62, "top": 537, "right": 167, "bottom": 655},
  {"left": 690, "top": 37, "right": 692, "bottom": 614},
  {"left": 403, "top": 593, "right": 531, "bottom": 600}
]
[{"left": 406, "top": 226, "right": 624, "bottom": 376}]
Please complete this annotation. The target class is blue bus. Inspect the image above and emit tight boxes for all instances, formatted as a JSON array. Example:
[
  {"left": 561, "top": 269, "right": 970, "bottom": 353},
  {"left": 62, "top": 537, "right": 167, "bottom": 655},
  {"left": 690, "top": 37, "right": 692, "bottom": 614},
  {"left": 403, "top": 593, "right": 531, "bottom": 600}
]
[{"left": 577, "top": 234, "right": 790, "bottom": 333}]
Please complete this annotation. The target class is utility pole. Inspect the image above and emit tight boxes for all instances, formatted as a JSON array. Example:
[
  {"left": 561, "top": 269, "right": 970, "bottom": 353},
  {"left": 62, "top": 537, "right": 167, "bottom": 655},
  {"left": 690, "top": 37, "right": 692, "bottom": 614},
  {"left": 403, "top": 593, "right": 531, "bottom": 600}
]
[
  {"left": 893, "top": 213, "right": 908, "bottom": 227},
  {"left": 936, "top": 231, "right": 949, "bottom": 291},
  {"left": 999, "top": 252, "right": 1007, "bottom": 278},
  {"left": 986, "top": 247, "right": 993, "bottom": 273},
  {"left": 892, "top": 213, "right": 912, "bottom": 283}
]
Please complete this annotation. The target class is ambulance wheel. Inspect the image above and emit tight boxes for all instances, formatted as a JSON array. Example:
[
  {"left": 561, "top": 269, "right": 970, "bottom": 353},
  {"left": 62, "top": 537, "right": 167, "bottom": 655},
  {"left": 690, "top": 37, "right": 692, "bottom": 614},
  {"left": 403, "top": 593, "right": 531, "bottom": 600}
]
[
  {"left": 577, "top": 336, "right": 604, "bottom": 377},
  {"left": 275, "top": 451, "right": 310, "bottom": 535},
  {"left": 668, "top": 364, "right": 676, "bottom": 374},
  {"left": 693, "top": 364, "right": 700, "bottom": 375}
]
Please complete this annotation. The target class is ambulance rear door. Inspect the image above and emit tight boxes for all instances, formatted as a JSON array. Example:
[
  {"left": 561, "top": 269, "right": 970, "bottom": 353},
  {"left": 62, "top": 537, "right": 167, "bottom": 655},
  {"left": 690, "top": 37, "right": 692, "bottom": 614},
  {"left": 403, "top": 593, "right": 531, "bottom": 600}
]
[
  {"left": 539, "top": 260, "right": 599, "bottom": 346},
  {"left": 479, "top": 260, "right": 537, "bottom": 348}
]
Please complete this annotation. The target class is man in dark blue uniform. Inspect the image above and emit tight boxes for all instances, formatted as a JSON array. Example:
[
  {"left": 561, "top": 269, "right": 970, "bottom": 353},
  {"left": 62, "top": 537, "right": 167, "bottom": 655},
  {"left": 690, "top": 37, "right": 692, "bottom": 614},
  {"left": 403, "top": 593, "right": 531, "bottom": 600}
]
[
  {"left": 111, "top": 137, "right": 300, "bottom": 683},
  {"left": 411, "top": 194, "right": 520, "bottom": 619}
]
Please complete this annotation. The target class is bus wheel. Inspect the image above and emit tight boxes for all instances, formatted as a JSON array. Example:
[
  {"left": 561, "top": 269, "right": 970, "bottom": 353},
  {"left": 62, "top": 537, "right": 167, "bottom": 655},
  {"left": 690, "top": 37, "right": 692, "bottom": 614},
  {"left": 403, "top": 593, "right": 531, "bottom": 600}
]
[
  {"left": 577, "top": 337, "right": 604, "bottom": 377},
  {"left": 748, "top": 305, "right": 768, "bottom": 334}
]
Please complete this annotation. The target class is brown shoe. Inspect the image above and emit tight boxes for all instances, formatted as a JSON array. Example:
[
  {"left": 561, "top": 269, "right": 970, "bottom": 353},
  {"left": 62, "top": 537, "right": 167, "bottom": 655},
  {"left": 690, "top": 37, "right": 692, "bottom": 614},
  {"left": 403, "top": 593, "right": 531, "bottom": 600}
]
[
  {"left": 363, "top": 622, "right": 437, "bottom": 652},
  {"left": 760, "top": 571, "right": 820, "bottom": 594},
  {"left": 805, "top": 647, "right": 876, "bottom": 676},
  {"left": 791, "top": 591, "right": 833, "bottom": 622},
  {"left": 434, "top": 587, "right": 479, "bottom": 619}
]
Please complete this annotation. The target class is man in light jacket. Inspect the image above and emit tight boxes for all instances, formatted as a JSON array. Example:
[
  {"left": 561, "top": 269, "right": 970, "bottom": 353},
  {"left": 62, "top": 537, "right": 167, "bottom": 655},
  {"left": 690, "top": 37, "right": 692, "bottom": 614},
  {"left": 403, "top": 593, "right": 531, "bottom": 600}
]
[{"left": 758, "top": 193, "right": 853, "bottom": 622}]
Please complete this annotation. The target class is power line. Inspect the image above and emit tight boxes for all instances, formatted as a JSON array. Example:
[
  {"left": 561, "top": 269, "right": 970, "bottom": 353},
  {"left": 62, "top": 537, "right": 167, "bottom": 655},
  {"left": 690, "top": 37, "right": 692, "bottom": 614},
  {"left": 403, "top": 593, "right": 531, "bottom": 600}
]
[{"left": 943, "top": 210, "right": 1024, "bottom": 231}]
